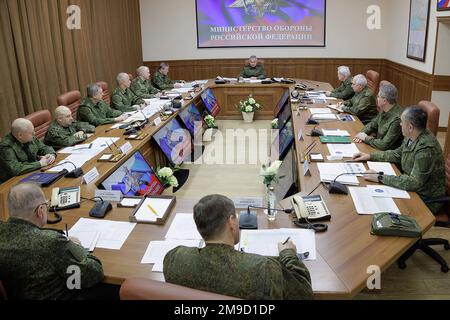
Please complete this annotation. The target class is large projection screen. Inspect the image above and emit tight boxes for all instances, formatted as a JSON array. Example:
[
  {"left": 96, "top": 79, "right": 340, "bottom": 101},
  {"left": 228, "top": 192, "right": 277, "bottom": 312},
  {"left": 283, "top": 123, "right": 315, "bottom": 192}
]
[{"left": 196, "top": 0, "right": 326, "bottom": 48}]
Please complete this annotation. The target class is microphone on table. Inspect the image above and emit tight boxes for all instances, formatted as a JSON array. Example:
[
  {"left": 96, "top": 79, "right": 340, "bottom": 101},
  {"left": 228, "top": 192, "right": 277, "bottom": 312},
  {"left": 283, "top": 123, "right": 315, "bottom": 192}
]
[
  {"left": 328, "top": 171, "right": 384, "bottom": 195},
  {"left": 42, "top": 161, "right": 83, "bottom": 178},
  {"left": 239, "top": 205, "right": 293, "bottom": 230}
]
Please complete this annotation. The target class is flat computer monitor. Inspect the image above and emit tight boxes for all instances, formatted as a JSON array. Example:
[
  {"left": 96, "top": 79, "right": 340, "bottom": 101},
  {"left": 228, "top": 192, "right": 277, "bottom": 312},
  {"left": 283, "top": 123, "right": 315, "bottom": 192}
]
[
  {"left": 200, "top": 88, "right": 221, "bottom": 117},
  {"left": 178, "top": 103, "right": 204, "bottom": 140},
  {"left": 99, "top": 151, "right": 163, "bottom": 196},
  {"left": 276, "top": 96, "right": 292, "bottom": 130},
  {"left": 153, "top": 118, "right": 192, "bottom": 165},
  {"left": 274, "top": 90, "right": 289, "bottom": 117},
  {"left": 271, "top": 118, "right": 294, "bottom": 161}
]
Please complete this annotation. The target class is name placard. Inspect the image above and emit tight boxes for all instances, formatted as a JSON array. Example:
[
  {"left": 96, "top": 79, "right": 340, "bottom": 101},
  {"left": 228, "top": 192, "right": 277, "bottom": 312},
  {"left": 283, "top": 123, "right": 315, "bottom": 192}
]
[
  {"left": 120, "top": 142, "right": 133, "bottom": 154},
  {"left": 83, "top": 167, "right": 99, "bottom": 185},
  {"left": 232, "top": 197, "right": 263, "bottom": 209},
  {"left": 303, "top": 160, "right": 311, "bottom": 176},
  {"left": 154, "top": 117, "right": 162, "bottom": 126},
  {"left": 94, "top": 190, "right": 122, "bottom": 202}
]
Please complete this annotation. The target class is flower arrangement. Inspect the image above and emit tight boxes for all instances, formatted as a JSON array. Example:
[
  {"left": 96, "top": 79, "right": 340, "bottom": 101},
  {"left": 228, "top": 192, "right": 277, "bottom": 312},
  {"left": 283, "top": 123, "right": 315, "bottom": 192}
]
[
  {"left": 156, "top": 167, "right": 179, "bottom": 188},
  {"left": 271, "top": 119, "right": 278, "bottom": 129},
  {"left": 204, "top": 115, "right": 217, "bottom": 128},
  {"left": 260, "top": 160, "right": 283, "bottom": 187},
  {"left": 236, "top": 94, "right": 262, "bottom": 113}
]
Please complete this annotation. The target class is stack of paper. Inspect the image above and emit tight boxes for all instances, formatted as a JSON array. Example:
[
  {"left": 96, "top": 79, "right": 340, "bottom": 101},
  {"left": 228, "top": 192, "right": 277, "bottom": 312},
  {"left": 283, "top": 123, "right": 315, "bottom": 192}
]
[
  {"left": 133, "top": 198, "right": 172, "bottom": 222},
  {"left": 366, "top": 185, "right": 410, "bottom": 199},
  {"left": 165, "top": 214, "right": 203, "bottom": 240},
  {"left": 317, "top": 162, "right": 366, "bottom": 185},
  {"left": 47, "top": 154, "right": 92, "bottom": 173},
  {"left": 141, "top": 239, "right": 201, "bottom": 272},
  {"left": 69, "top": 218, "right": 136, "bottom": 250},
  {"left": 327, "top": 104, "right": 344, "bottom": 113},
  {"left": 239, "top": 229, "right": 316, "bottom": 260},
  {"left": 311, "top": 114, "right": 337, "bottom": 120},
  {"left": 349, "top": 187, "right": 401, "bottom": 215},
  {"left": 327, "top": 143, "right": 360, "bottom": 158},
  {"left": 66, "top": 230, "right": 100, "bottom": 252},
  {"left": 309, "top": 108, "right": 334, "bottom": 114},
  {"left": 367, "top": 162, "right": 397, "bottom": 176}
]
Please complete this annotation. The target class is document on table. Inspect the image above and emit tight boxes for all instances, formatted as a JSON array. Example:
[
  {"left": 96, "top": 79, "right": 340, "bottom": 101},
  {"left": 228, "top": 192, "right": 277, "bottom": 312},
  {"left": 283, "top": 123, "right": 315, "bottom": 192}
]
[
  {"left": 58, "top": 137, "right": 120, "bottom": 154},
  {"left": 65, "top": 230, "right": 100, "bottom": 252},
  {"left": 47, "top": 154, "right": 93, "bottom": 172},
  {"left": 367, "top": 162, "right": 397, "bottom": 176},
  {"left": 172, "top": 87, "right": 193, "bottom": 94},
  {"left": 141, "top": 239, "right": 201, "bottom": 272},
  {"left": 349, "top": 187, "right": 401, "bottom": 215},
  {"left": 134, "top": 198, "right": 172, "bottom": 222},
  {"left": 69, "top": 218, "right": 136, "bottom": 250},
  {"left": 317, "top": 162, "right": 366, "bottom": 185},
  {"left": 327, "top": 104, "right": 344, "bottom": 113},
  {"left": 239, "top": 229, "right": 316, "bottom": 260},
  {"left": 321, "top": 129, "right": 350, "bottom": 136},
  {"left": 366, "top": 185, "right": 411, "bottom": 199},
  {"left": 327, "top": 143, "right": 360, "bottom": 158},
  {"left": 309, "top": 108, "right": 335, "bottom": 114},
  {"left": 311, "top": 113, "right": 337, "bottom": 120},
  {"left": 165, "top": 213, "right": 203, "bottom": 240}
]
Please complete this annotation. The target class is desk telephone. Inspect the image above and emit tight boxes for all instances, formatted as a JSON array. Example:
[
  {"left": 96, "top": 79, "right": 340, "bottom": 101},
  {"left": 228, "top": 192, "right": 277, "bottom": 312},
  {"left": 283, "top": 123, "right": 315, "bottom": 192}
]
[
  {"left": 290, "top": 195, "right": 331, "bottom": 222},
  {"left": 50, "top": 187, "right": 81, "bottom": 210}
]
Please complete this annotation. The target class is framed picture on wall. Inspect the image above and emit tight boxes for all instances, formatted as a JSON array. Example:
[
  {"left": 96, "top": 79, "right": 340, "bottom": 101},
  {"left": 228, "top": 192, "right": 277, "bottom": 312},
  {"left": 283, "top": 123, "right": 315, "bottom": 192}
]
[
  {"left": 407, "top": 0, "right": 430, "bottom": 62},
  {"left": 437, "top": 0, "right": 450, "bottom": 11}
]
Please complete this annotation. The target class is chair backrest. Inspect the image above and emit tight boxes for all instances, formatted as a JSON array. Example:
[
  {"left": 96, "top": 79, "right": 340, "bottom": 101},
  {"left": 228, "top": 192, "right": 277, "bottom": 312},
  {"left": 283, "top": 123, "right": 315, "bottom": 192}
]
[
  {"left": 128, "top": 73, "right": 134, "bottom": 81},
  {"left": 0, "top": 280, "right": 8, "bottom": 300},
  {"left": 366, "top": 70, "right": 380, "bottom": 95},
  {"left": 24, "top": 110, "right": 52, "bottom": 141},
  {"left": 120, "top": 278, "right": 239, "bottom": 300},
  {"left": 96, "top": 81, "right": 110, "bottom": 105},
  {"left": 417, "top": 100, "right": 440, "bottom": 136},
  {"left": 57, "top": 90, "right": 81, "bottom": 119}
]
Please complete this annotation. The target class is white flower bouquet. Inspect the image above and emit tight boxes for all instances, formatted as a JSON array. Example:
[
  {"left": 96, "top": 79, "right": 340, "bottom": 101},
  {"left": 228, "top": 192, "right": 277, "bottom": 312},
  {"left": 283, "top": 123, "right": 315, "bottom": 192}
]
[
  {"left": 156, "top": 167, "right": 179, "bottom": 188},
  {"left": 260, "top": 160, "right": 283, "bottom": 186},
  {"left": 236, "top": 94, "right": 262, "bottom": 113}
]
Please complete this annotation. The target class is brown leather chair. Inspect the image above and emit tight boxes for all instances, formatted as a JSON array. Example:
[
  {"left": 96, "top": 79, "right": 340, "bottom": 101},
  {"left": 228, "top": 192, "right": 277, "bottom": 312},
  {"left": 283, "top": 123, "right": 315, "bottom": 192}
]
[
  {"left": 366, "top": 70, "right": 380, "bottom": 95},
  {"left": 418, "top": 101, "right": 440, "bottom": 136},
  {"left": 120, "top": 278, "right": 239, "bottom": 300},
  {"left": 57, "top": 90, "right": 81, "bottom": 119},
  {"left": 0, "top": 280, "right": 8, "bottom": 300},
  {"left": 96, "top": 81, "right": 110, "bottom": 105},
  {"left": 24, "top": 110, "right": 52, "bottom": 141}
]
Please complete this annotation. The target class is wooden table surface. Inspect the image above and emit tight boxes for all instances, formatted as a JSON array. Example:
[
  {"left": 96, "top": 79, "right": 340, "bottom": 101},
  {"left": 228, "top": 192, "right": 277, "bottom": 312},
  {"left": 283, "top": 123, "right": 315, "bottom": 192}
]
[{"left": 0, "top": 79, "right": 435, "bottom": 299}]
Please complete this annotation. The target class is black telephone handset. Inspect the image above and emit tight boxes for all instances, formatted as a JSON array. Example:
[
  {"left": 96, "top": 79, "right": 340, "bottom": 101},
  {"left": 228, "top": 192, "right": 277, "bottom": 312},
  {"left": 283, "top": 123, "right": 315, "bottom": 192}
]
[
  {"left": 295, "top": 83, "right": 308, "bottom": 90},
  {"left": 291, "top": 195, "right": 331, "bottom": 222}
]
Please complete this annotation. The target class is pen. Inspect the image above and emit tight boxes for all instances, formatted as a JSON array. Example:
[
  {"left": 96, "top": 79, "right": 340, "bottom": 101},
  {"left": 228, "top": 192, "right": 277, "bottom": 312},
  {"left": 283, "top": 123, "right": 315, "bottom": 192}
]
[
  {"left": 147, "top": 203, "right": 158, "bottom": 216},
  {"left": 65, "top": 224, "right": 69, "bottom": 238},
  {"left": 88, "top": 143, "right": 93, "bottom": 149},
  {"left": 282, "top": 237, "right": 290, "bottom": 245}
]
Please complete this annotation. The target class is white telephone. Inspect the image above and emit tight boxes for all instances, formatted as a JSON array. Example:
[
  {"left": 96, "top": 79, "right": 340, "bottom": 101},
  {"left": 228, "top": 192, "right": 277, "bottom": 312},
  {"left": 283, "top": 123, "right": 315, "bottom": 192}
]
[
  {"left": 290, "top": 195, "right": 331, "bottom": 222},
  {"left": 50, "top": 187, "right": 81, "bottom": 210}
]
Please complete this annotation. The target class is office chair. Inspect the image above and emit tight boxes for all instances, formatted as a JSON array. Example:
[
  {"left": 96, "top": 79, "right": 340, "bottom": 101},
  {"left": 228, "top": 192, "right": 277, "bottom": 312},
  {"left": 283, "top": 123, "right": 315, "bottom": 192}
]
[
  {"left": 366, "top": 70, "right": 380, "bottom": 95},
  {"left": 24, "top": 110, "right": 52, "bottom": 141},
  {"left": 120, "top": 278, "right": 239, "bottom": 300},
  {"left": 397, "top": 113, "right": 450, "bottom": 272},
  {"left": 417, "top": 101, "right": 440, "bottom": 136},
  {"left": 57, "top": 90, "right": 81, "bottom": 119}
]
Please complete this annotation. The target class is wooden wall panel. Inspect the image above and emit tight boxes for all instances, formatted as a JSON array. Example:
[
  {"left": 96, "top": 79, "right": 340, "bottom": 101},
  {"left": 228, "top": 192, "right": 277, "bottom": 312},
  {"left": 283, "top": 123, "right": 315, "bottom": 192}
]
[{"left": 433, "top": 76, "right": 450, "bottom": 91}]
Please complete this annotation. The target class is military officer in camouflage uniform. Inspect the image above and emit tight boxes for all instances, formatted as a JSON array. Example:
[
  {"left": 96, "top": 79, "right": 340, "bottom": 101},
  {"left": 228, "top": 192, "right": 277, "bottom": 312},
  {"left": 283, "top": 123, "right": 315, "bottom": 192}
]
[
  {"left": 353, "top": 83, "right": 403, "bottom": 151},
  {"left": 239, "top": 55, "right": 267, "bottom": 79},
  {"left": 131, "top": 66, "right": 162, "bottom": 100},
  {"left": 152, "top": 63, "right": 185, "bottom": 91},
  {"left": 164, "top": 195, "right": 313, "bottom": 300},
  {"left": 353, "top": 106, "right": 446, "bottom": 215},
  {"left": 78, "top": 84, "right": 127, "bottom": 127},
  {"left": 111, "top": 73, "right": 144, "bottom": 112},
  {"left": 44, "top": 106, "right": 95, "bottom": 150},
  {"left": 340, "top": 74, "right": 377, "bottom": 124},
  {"left": 0, "top": 118, "right": 56, "bottom": 183},
  {"left": 326, "top": 66, "right": 355, "bottom": 100},
  {"left": 0, "top": 183, "right": 114, "bottom": 300}
]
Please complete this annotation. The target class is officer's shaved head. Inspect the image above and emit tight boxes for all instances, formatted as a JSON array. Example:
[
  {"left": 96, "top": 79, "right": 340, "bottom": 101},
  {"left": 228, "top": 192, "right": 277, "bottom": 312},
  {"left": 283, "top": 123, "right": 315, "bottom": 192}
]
[
  {"left": 8, "top": 183, "right": 46, "bottom": 219},
  {"left": 11, "top": 118, "right": 34, "bottom": 136},
  {"left": 136, "top": 66, "right": 150, "bottom": 77},
  {"left": 193, "top": 195, "right": 236, "bottom": 241},
  {"left": 55, "top": 106, "right": 71, "bottom": 119},
  {"left": 116, "top": 73, "right": 130, "bottom": 85}
]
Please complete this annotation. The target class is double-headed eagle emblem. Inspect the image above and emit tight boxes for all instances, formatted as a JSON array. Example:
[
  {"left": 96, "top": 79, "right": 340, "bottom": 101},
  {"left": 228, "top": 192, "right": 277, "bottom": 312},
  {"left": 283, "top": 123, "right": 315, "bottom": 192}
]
[{"left": 229, "top": 0, "right": 280, "bottom": 17}]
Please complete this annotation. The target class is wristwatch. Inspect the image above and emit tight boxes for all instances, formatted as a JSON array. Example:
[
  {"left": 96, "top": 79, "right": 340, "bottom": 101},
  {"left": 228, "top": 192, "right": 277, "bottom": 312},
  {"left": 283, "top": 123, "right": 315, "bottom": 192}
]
[{"left": 377, "top": 173, "right": 384, "bottom": 183}]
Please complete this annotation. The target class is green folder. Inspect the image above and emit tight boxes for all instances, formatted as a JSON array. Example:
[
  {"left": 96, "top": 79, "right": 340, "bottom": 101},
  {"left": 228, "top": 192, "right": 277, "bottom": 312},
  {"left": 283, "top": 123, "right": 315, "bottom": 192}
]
[{"left": 319, "top": 136, "right": 351, "bottom": 144}]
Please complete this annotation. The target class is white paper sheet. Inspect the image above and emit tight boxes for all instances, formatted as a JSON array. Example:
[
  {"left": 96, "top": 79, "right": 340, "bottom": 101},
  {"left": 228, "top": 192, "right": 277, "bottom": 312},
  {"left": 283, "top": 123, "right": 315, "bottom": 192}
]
[
  {"left": 349, "top": 187, "right": 401, "bottom": 215},
  {"left": 47, "top": 154, "right": 93, "bottom": 172},
  {"left": 311, "top": 114, "right": 337, "bottom": 120},
  {"left": 317, "top": 162, "right": 366, "bottom": 185},
  {"left": 69, "top": 218, "right": 136, "bottom": 250},
  {"left": 239, "top": 229, "right": 316, "bottom": 260},
  {"left": 120, "top": 198, "right": 142, "bottom": 207},
  {"left": 165, "top": 213, "right": 203, "bottom": 240},
  {"left": 327, "top": 104, "right": 344, "bottom": 112},
  {"left": 66, "top": 230, "right": 100, "bottom": 252},
  {"left": 327, "top": 143, "right": 360, "bottom": 158},
  {"left": 367, "top": 162, "right": 397, "bottom": 176},
  {"left": 321, "top": 129, "right": 350, "bottom": 136},
  {"left": 366, "top": 185, "right": 411, "bottom": 199},
  {"left": 134, "top": 198, "right": 172, "bottom": 222},
  {"left": 309, "top": 108, "right": 335, "bottom": 114}
]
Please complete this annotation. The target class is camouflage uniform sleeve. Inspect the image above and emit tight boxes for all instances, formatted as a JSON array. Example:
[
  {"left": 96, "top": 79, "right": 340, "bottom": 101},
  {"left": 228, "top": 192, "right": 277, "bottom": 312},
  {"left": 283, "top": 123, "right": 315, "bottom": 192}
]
[
  {"left": 370, "top": 144, "right": 403, "bottom": 164},
  {"left": 75, "top": 121, "right": 95, "bottom": 133},
  {"left": 106, "top": 105, "right": 123, "bottom": 118},
  {"left": 45, "top": 128, "right": 85, "bottom": 148},
  {"left": 277, "top": 249, "right": 313, "bottom": 299},
  {"left": 239, "top": 67, "right": 247, "bottom": 78},
  {"left": 36, "top": 139, "right": 56, "bottom": 156},
  {"left": 331, "top": 83, "right": 353, "bottom": 100},
  {"left": 366, "top": 118, "right": 402, "bottom": 151},
  {"left": 0, "top": 146, "right": 41, "bottom": 176},
  {"left": 148, "top": 83, "right": 160, "bottom": 95},
  {"left": 346, "top": 96, "right": 372, "bottom": 117},
  {"left": 130, "top": 81, "right": 153, "bottom": 99},
  {"left": 153, "top": 73, "right": 175, "bottom": 90},
  {"left": 258, "top": 66, "right": 267, "bottom": 79},
  {"left": 130, "top": 90, "right": 144, "bottom": 105},
  {"left": 54, "top": 237, "right": 104, "bottom": 289},
  {"left": 111, "top": 94, "right": 134, "bottom": 112},
  {"left": 362, "top": 116, "right": 379, "bottom": 135},
  {"left": 78, "top": 106, "right": 115, "bottom": 126},
  {"left": 381, "top": 148, "right": 434, "bottom": 192}
]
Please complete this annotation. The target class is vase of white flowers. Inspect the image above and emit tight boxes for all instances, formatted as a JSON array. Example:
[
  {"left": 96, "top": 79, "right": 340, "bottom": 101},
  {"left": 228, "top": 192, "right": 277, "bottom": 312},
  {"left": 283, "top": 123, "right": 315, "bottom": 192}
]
[
  {"left": 237, "top": 94, "right": 262, "bottom": 123},
  {"left": 260, "top": 160, "right": 283, "bottom": 221},
  {"left": 156, "top": 167, "right": 179, "bottom": 189}
]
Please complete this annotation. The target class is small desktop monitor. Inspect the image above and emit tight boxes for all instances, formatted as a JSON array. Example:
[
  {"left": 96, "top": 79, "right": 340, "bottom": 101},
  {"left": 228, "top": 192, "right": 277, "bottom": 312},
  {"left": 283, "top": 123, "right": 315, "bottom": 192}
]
[
  {"left": 153, "top": 118, "right": 192, "bottom": 165},
  {"left": 178, "top": 103, "right": 204, "bottom": 141},
  {"left": 274, "top": 90, "right": 290, "bottom": 117},
  {"left": 200, "top": 88, "right": 221, "bottom": 117},
  {"left": 276, "top": 96, "right": 292, "bottom": 130},
  {"left": 271, "top": 119, "right": 294, "bottom": 161},
  {"left": 99, "top": 151, "right": 163, "bottom": 196}
]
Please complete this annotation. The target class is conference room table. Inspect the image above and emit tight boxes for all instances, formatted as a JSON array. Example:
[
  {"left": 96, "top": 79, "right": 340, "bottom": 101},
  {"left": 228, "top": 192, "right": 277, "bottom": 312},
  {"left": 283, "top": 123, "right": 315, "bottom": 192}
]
[{"left": 0, "top": 79, "right": 435, "bottom": 299}]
